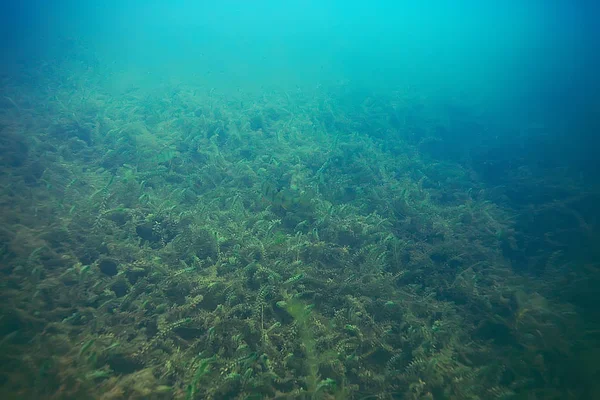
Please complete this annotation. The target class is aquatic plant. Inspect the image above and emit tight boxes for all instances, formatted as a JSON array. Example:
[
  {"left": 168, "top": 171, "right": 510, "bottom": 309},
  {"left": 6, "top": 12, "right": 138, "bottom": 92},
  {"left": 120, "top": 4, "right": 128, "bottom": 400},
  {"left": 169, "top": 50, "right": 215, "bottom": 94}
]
[{"left": 0, "top": 60, "right": 596, "bottom": 400}]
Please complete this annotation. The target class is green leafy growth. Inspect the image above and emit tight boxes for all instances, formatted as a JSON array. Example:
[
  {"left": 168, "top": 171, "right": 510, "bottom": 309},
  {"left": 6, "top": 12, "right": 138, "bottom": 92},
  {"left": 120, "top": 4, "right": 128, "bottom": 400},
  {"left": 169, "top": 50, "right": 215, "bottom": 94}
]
[
  {"left": 186, "top": 355, "right": 216, "bottom": 400},
  {"left": 278, "top": 297, "right": 322, "bottom": 396}
]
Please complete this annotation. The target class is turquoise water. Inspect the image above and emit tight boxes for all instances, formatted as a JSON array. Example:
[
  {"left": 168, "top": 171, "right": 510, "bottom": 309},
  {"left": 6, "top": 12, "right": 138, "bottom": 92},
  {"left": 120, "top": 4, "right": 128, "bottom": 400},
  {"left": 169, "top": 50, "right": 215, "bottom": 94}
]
[{"left": 1, "top": 1, "right": 598, "bottom": 399}]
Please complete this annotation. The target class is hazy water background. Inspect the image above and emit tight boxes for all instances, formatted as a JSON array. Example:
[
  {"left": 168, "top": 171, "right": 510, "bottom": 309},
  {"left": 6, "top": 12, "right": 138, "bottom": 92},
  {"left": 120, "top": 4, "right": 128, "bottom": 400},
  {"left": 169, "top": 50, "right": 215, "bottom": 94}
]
[{"left": 2, "top": 0, "right": 598, "bottom": 172}]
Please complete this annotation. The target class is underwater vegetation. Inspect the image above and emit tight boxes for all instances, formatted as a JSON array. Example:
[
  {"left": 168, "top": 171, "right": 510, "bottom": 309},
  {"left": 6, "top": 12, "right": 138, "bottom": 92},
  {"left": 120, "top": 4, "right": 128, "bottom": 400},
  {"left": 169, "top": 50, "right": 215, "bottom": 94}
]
[{"left": 0, "top": 57, "right": 599, "bottom": 400}]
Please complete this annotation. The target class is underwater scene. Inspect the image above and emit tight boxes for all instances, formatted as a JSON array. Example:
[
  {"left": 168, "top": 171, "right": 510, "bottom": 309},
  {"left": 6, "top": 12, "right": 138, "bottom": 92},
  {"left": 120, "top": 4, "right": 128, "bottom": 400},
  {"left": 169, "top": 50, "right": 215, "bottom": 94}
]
[{"left": 1, "top": 1, "right": 599, "bottom": 399}]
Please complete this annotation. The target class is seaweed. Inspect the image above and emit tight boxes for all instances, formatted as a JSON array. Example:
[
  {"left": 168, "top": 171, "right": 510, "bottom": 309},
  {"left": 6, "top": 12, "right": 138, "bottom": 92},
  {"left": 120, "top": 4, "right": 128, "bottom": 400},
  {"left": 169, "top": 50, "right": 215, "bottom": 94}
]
[{"left": 0, "top": 58, "right": 597, "bottom": 400}]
